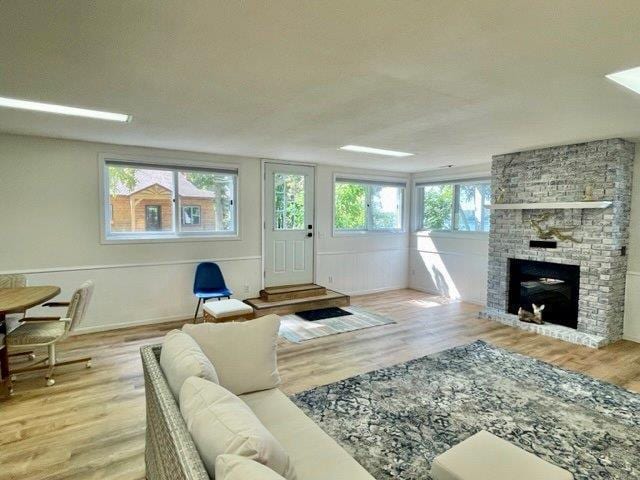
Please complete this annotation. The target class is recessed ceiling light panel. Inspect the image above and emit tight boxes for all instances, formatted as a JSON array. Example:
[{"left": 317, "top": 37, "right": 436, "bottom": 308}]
[
  {"left": 0, "top": 96, "right": 132, "bottom": 122},
  {"left": 606, "top": 67, "right": 640, "bottom": 95},
  {"left": 339, "top": 144, "right": 414, "bottom": 157}
]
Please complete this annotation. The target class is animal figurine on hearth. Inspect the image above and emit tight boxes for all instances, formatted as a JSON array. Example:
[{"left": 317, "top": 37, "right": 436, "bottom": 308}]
[{"left": 518, "top": 304, "right": 545, "bottom": 324}]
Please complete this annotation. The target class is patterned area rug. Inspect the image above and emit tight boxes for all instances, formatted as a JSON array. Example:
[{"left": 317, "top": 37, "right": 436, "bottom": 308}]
[
  {"left": 292, "top": 341, "right": 640, "bottom": 479},
  {"left": 279, "top": 306, "right": 394, "bottom": 343}
]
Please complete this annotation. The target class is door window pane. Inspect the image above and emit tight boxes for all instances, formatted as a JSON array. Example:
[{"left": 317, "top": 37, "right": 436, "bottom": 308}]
[
  {"left": 334, "top": 182, "right": 366, "bottom": 231},
  {"left": 370, "top": 185, "right": 402, "bottom": 230},
  {"left": 456, "top": 183, "right": 491, "bottom": 232},
  {"left": 274, "top": 173, "right": 305, "bottom": 230},
  {"left": 178, "top": 171, "right": 235, "bottom": 233},
  {"left": 421, "top": 184, "right": 453, "bottom": 230},
  {"left": 107, "top": 165, "right": 174, "bottom": 234}
]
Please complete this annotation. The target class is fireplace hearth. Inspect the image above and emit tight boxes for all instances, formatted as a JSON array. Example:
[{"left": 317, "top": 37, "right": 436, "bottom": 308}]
[{"left": 508, "top": 259, "right": 579, "bottom": 329}]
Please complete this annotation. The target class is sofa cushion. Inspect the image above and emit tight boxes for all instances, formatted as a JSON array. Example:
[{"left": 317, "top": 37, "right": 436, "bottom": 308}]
[
  {"left": 430, "top": 430, "right": 574, "bottom": 480},
  {"left": 180, "top": 377, "right": 296, "bottom": 480},
  {"left": 216, "top": 454, "right": 286, "bottom": 479},
  {"left": 159, "top": 330, "right": 219, "bottom": 401},
  {"left": 182, "top": 314, "right": 281, "bottom": 395},
  {"left": 241, "top": 388, "right": 375, "bottom": 480}
]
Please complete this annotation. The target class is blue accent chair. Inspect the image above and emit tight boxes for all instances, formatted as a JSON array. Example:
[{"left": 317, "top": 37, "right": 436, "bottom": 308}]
[{"left": 193, "top": 262, "right": 232, "bottom": 320}]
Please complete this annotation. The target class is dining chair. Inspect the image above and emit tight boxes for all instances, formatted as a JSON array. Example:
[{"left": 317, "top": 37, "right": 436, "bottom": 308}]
[
  {"left": 6, "top": 280, "right": 94, "bottom": 391},
  {"left": 193, "top": 262, "right": 232, "bottom": 320},
  {"left": 0, "top": 273, "right": 36, "bottom": 362}
]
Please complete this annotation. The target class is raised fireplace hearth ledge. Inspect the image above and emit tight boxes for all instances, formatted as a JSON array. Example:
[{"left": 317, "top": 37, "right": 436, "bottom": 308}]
[
  {"left": 490, "top": 201, "right": 612, "bottom": 210},
  {"left": 479, "top": 308, "right": 609, "bottom": 348}
]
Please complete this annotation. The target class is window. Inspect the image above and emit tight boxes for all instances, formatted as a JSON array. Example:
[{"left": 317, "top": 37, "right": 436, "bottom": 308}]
[
  {"left": 274, "top": 173, "right": 305, "bottom": 230},
  {"left": 334, "top": 177, "right": 405, "bottom": 233},
  {"left": 103, "top": 159, "right": 238, "bottom": 241},
  {"left": 416, "top": 180, "right": 491, "bottom": 232},
  {"left": 182, "top": 205, "right": 201, "bottom": 226}
]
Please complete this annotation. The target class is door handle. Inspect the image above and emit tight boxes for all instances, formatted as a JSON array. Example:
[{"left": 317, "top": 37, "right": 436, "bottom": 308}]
[{"left": 307, "top": 233, "right": 313, "bottom": 238}]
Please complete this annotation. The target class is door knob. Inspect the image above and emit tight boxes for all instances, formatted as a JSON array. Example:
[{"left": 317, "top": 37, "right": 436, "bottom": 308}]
[{"left": 307, "top": 233, "right": 313, "bottom": 238}]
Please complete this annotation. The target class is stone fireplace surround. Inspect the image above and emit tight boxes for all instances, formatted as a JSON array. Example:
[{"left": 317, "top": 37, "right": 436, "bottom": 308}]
[{"left": 480, "top": 139, "right": 634, "bottom": 347}]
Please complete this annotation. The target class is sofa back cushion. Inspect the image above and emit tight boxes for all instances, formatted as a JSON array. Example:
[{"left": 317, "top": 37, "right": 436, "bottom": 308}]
[
  {"left": 182, "top": 314, "right": 281, "bottom": 395},
  {"left": 216, "top": 454, "right": 286, "bottom": 479},
  {"left": 180, "top": 377, "right": 296, "bottom": 479},
  {"left": 160, "top": 330, "right": 219, "bottom": 400}
]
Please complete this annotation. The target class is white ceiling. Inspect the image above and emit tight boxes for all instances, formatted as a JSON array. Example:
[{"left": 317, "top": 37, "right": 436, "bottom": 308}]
[{"left": 1, "top": 1, "right": 640, "bottom": 172}]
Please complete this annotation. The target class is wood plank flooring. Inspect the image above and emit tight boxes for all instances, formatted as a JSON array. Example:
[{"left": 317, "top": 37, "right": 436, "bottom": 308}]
[{"left": 1, "top": 289, "right": 639, "bottom": 480}]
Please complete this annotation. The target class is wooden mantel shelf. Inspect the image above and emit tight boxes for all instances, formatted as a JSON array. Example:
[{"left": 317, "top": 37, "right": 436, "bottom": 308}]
[{"left": 489, "top": 201, "right": 612, "bottom": 210}]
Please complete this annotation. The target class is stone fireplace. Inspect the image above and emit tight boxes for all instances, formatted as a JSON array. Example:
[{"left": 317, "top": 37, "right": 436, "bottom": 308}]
[{"left": 480, "top": 138, "right": 634, "bottom": 347}]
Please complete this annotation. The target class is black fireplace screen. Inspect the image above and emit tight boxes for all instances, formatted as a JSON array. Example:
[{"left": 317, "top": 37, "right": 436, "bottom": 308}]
[{"left": 507, "top": 259, "right": 580, "bottom": 329}]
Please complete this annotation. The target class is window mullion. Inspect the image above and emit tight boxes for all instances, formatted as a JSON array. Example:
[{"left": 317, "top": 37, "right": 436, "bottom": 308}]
[
  {"left": 173, "top": 170, "right": 179, "bottom": 235},
  {"left": 451, "top": 183, "right": 459, "bottom": 232},
  {"left": 365, "top": 185, "right": 372, "bottom": 232}
]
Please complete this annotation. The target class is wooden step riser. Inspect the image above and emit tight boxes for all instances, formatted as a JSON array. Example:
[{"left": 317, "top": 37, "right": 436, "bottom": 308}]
[
  {"left": 253, "top": 296, "right": 350, "bottom": 317},
  {"left": 260, "top": 287, "right": 326, "bottom": 302}
]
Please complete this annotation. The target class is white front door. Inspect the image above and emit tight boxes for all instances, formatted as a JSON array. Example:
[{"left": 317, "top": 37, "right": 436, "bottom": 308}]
[{"left": 264, "top": 163, "right": 315, "bottom": 287}]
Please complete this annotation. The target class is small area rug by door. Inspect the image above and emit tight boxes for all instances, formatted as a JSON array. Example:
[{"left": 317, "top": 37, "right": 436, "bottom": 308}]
[
  {"left": 292, "top": 340, "right": 640, "bottom": 480},
  {"left": 278, "top": 306, "right": 394, "bottom": 343}
]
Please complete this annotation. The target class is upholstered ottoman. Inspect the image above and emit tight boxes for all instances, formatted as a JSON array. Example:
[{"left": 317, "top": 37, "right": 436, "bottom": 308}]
[
  {"left": 202, "top": 299, "right": 254, "bottom": 323},
  {"left": 430, "top": 431, "right": 573, "bottom": 480}
]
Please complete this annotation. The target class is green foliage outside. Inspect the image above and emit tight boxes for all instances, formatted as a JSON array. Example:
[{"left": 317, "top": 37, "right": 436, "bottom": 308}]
[
  {"left": 186, "top": 172, "right": 234, "bottom": 230},
  {"left": 334, "top": 183, "right": 366, "bottom": 230},
  {"left": 422, "top": 184, "right": 453, "bottom": 230},
  {"left": 108, "top": 166, "right": 137, "bottom": 196},
  {"left": 274, "top": 174, "right": 305, "bottom": 229},
  {"left": 370, "top": 186, "right": 399, "bottom": 229}
]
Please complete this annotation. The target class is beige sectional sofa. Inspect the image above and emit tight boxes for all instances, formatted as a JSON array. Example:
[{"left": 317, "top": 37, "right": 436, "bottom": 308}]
[{"left": 140, "top": 317, "right": 373, "bottom": 480}]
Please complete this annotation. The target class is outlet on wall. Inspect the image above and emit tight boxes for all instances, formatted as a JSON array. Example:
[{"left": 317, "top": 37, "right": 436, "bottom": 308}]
[
  {"left": 328, "top": 276, "right": 333, "bottom": 283},
  {"left": 243, "top": 284, "right": 250, "bottom": 293}
]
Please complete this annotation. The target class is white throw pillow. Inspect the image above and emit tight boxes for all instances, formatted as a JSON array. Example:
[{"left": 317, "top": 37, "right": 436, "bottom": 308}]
[
  {"left": 180, "top": 377, "right": 296, "bottom": 479},
  {"left": 182, "top": 314, "right": 281, "bottom": 395},
  {"left": 159, "top": 329, "right": 219, "bottom": 400},
  {"left": 216, "top": 454, "right": 286, "bottom": 479}
]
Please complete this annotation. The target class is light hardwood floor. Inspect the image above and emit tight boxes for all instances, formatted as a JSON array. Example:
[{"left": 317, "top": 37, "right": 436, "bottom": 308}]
[{"left": 1, "top": 289, "right": 639, "bottom": 480}]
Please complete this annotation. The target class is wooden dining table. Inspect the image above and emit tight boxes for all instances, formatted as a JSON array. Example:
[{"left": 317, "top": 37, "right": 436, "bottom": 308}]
[{"left": 0, "top": 286, "right": 61, "bottom": 393}]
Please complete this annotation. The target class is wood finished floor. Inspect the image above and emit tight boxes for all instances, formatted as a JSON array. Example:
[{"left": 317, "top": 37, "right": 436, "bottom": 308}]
[{"left": 1, "top": 289, "right": 639, "bottom": 480}]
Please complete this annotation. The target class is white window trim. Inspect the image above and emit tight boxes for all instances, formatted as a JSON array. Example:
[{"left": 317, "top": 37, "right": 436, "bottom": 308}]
[
  {"left": 332, "top": 173, "right": 408, "bottom": 236},
  {"left": 98, "top": 153, "right": 241, "bottom": 244},
  {"left": 413, "top": 177, "right": 491, "bottom": 234}
]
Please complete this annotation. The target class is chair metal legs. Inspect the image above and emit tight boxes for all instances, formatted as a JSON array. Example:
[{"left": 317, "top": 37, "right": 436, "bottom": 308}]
[
  {"left": 10, "top": 343, "right": 92, "bottom": 388},
  {"left": 194, "top": 298, "right": 202, "bottom": 321}
]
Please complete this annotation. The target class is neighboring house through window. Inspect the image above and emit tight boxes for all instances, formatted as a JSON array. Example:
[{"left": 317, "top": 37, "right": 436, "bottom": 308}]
[
  {"left": 102, "top": 158, "right": 238, "bottom": 241},
  {"left": 182, "top": 205, "right": 201, "bottom": 226}
]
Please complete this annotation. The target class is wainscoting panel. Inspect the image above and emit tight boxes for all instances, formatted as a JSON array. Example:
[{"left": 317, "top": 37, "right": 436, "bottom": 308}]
[
  {"left": 315, "top": 249, "right": 409, "bottom": 295},
  {"left": 17, "top": 257, "right": 262, "bottom": 333},
  {"left": 409, "top": 248, "right": 488, "bottom": 305},
  {"left": 624, "top": 272, "right": 640, "bottom": 343}
]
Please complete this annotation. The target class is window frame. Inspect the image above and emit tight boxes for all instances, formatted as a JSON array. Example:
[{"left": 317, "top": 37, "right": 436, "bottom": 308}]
[
  {"left": 332, "top": 174, "right": 407, "bottom": 236},
  {"left": 181, "top": 205, "right": 201, "bottom": 226},
  {"left": 414, "top": 178, "right": 491, "bottom": 234},
  {"left": 99, "top": 154, "right": 240, "bottom": 244}
]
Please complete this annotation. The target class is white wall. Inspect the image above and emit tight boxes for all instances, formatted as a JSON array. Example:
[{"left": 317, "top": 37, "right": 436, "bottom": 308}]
[
  {"left": 0, "top": 134, "right": 409, "bottom": 332},
  {"left": 624, "top": 147, "right": 640, "bottom": 342},
  {"left": 408, "top": 164, "right": 491, "bottom": 305},
  {"left": 314, "top": 165, "right": 410, "bottom": 295}
]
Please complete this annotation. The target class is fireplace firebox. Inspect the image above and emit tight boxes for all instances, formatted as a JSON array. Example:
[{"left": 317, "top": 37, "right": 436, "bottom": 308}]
[{"left": 507, "top": 259, "right": 580, "bottom": 329}]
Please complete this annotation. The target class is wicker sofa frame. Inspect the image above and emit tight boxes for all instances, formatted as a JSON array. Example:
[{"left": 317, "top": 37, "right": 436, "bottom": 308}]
[{"left": 140, "top": 345, "right": 210, "bottom": 480}]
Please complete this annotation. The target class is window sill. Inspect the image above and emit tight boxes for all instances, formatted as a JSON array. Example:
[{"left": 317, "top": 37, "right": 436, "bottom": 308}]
[
  {"left": 101, "top": 234, "right": 241, "bottom": 245},
  {"left": 332, "top": 229, "right": 406, "bottom": 237},
  {"left": 414, "top": 230, "right": 489, "bottom": 239}
]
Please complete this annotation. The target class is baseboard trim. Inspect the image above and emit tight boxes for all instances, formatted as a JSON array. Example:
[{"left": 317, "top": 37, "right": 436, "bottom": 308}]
[
  {"left": 622, "top": 333, "right": 640, "bottom": 344},
  {"left": 409, "top": 285, "right": 486, "bottom": 306},
  {"left": 344, "top": 285, "right": 409, "bottom": 296}
]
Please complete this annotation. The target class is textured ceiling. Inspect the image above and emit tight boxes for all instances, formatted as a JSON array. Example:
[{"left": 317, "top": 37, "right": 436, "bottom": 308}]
[{"left": 1, "top": 1, "right": 640, "bottom": 172}]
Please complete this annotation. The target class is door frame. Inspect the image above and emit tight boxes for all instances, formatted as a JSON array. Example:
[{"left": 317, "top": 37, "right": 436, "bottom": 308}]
[{"left": 261, "top": 159, "right": 317, "bottom": 289}]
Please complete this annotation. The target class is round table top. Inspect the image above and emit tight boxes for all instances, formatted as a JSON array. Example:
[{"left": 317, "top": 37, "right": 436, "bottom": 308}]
[{"left": 0, "top": 286, "right": 61, "bottom": 314}]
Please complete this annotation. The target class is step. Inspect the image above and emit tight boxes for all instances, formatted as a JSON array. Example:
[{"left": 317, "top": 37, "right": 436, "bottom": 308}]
[
  {"left": 246, "top": 289, "right": 350, "bottom": 317},
  {"left": 259, "top": 284, "right": 326, "bottom": 302}
]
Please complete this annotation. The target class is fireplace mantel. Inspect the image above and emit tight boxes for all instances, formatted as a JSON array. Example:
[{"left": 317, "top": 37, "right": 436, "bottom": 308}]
[{"left": 490, "top": 201, "right": 611, "bottom": 210}]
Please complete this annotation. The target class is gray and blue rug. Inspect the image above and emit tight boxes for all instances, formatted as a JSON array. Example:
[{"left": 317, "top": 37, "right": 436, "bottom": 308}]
[{"left": 292, "top": 341, "right": 639, "bottom": 479}]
